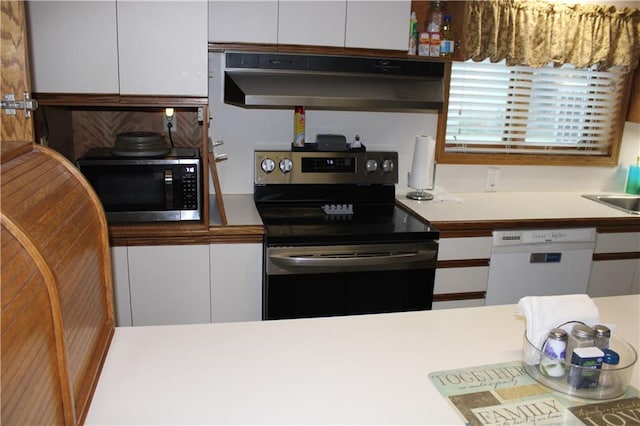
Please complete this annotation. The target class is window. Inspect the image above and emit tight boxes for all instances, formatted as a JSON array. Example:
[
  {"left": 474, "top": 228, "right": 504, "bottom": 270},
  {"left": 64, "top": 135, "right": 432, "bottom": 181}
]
[{"left": 440, "top": 60, "right": 628, "bottom": 166}]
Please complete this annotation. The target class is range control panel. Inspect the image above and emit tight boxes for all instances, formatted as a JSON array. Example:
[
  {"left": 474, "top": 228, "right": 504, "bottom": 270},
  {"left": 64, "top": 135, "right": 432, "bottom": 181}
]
[{"left": 254, "top": 151, "right": 399, "bottom": 185}]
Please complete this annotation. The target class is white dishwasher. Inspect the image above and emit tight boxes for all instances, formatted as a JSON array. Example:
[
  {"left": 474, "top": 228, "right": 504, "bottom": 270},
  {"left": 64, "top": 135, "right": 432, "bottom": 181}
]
[{"left": 485, "top": 228, "right": 596, "bottom": 306}]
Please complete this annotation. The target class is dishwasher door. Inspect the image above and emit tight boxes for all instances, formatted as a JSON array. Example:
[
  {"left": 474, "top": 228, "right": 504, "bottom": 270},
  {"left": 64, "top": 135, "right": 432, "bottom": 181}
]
[{"left": 485, "top": 228, "right": 596, "bottom": 306}]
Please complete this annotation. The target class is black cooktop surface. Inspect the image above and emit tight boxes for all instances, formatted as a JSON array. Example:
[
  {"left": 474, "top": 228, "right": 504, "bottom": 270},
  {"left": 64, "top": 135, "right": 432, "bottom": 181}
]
[{"left": 257, "top": 202, "right": 439, "bottom": 245}]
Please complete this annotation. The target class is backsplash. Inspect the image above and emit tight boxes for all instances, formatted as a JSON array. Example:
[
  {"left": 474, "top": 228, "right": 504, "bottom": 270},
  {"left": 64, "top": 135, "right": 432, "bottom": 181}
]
[{"left": 208, "top": 52, "right": 639, "bottom": 195}]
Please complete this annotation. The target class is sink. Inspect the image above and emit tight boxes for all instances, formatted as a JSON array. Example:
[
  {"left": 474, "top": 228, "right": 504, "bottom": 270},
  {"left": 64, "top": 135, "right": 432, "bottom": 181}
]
[{"left": 582, "top": 194, "right": 640, "bottom": 215}]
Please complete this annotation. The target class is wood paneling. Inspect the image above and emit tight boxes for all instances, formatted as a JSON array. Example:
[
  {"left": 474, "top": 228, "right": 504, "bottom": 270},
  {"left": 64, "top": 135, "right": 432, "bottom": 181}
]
[
  {"left": 1, "top": 219, "right": 73, "bottom": 426},
  {"left": 1, "top": 146, "right": 115, "bottom": 425},
  {"left": 69, "top": 109, "right": 202, "bottom": 160},
  {"left": 1, "top": 1, "right": 34, "bottom": 161}
]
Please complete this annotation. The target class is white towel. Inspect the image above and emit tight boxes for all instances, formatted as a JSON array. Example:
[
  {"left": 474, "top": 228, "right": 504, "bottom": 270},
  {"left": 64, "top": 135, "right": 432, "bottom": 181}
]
[{"left": 516, "top": 294, "right": 600, "bottom": 350}]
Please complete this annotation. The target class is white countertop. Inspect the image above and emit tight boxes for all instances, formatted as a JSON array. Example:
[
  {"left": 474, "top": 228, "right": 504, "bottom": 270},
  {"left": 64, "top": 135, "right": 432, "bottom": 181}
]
[
  {"left": 86, "top": 295, "right": 639, "bottom": 425},
  {"left": 397, "top": 191, "right": 638, "bottom": 223},
  {"left": 212, "top": 192, "right": 638, "bottom": 228}
]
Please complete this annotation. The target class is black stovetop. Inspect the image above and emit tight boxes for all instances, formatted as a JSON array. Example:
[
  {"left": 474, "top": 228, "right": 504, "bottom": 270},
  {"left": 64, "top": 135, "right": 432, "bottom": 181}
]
[{"left": 256, "top": 201, "right": 438, "bottom": 245}]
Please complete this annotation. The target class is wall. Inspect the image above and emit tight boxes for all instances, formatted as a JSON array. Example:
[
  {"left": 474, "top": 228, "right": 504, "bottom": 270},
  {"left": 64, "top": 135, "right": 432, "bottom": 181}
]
[{"left": 208, "top": 52, "right": 640, "bottom": 195}]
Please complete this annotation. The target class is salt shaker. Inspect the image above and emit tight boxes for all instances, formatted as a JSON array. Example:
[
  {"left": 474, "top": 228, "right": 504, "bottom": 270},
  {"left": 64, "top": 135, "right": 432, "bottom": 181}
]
[
  {"left": 540, "top": 328, "right": 568, "bottom": 377},
  {"left": 594, "top": 324, "right": 611, "bottom": 350},
  {"left": 566, "top": 323, "right": 595, "bottom": 362}
]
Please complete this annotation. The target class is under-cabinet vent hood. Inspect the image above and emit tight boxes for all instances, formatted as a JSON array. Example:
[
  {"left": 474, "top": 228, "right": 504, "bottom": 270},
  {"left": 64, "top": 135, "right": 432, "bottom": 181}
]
[{"left": 224, "top": 52, "right": 445, "bottom": 112}]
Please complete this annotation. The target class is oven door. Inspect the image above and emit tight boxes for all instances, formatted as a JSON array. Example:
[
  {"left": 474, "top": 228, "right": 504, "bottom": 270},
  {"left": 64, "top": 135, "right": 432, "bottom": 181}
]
[{"left": 264, "top": 241, "right": 437, "bottom": 320}]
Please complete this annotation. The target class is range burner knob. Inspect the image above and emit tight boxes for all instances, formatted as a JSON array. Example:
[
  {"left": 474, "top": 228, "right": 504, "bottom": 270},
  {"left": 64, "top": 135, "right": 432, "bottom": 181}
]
[
  {"left": 365, "top": 159, "right": 378, "bottom": 173},
  {"left": 279, "top": 158, "right": 293, "bottom": 174},
  {"left": 261, "top": 158, "right": 275, "bottom": 173},
  {"left": 381, "top": 159, "right": 394, "bottom": 172}
]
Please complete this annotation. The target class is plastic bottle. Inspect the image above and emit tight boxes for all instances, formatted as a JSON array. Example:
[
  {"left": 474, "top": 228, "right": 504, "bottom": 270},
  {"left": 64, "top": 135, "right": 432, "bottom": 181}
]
[
  {"left": 439, "top": 15, "right": 454, "bottom": 57},
  {"left": 625, "top": 156, "right": 640, "bottom": 194},
  {"left": 426, "top": 1, "right": 445, "bottom": 57},
  {"left": 293, "top": 106, "right": 305, "bottom": 147},
  {"left": 408, "top": 11, "right": 418, "bottom": 55}
]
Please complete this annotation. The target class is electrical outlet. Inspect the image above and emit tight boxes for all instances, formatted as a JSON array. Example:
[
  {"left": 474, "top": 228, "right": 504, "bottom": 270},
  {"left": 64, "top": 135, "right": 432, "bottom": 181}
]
[
  {"left": 485, "top": 167, "right": 500, "bottom": 191},
  {"left": 163, "top": 113, "right": 177, "bottom": 134}
]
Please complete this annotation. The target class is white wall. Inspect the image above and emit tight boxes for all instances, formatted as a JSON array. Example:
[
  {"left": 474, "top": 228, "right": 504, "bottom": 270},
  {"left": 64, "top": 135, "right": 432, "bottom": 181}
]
[{"left": 208, "top": 52, "right": 640, "bottom": 195}]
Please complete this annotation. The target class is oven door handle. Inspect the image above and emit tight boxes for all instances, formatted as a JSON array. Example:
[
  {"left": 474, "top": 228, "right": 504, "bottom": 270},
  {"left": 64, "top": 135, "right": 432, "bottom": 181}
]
[{"left": 269, "top": 248, "right": 437, "bottom": 273}]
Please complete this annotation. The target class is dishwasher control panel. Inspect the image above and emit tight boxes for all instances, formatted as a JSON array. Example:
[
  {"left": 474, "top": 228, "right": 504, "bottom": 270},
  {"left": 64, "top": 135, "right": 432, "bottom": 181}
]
[{"left": 492, "top": 228, "right": 596, "bottom": 246}]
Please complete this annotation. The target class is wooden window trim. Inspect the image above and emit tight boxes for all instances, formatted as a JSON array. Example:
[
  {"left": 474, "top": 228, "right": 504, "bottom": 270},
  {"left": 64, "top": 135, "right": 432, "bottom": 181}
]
[{"left": 435, "top": 62, "right": 634, "bottom": 167}]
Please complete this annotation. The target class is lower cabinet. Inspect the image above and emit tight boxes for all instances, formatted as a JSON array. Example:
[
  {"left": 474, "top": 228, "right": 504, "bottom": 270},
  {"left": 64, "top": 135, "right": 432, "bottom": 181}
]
[
  {"left": 588, "top": 232, "right": 640, "bottom": 297},
  {"left": 110, "top": 243, "right": 263, "bottom": 326},
  {"left": 432, "top": 236, "right": 492, "bottom": 310},
  {"left": 210, "top": 243, "right": 262, "bottom": 323}
]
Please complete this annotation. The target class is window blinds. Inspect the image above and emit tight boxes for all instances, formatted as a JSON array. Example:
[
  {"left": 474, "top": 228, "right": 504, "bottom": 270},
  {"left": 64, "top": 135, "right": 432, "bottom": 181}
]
[{"left": 445, "top": 61, "right": 626, "bottom": 156}]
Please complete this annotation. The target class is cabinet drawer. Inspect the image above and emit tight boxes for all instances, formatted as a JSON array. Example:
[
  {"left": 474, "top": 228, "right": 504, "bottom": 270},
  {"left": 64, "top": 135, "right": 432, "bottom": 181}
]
[
  {"left": 437, "top": 237, "right": 492, "bottom": 261},
  {"left": 434, "top": 266, "right": 489, "bottom": 294},
  {"left": 594, "top": 232, "right": 640, "bottom": 254}
]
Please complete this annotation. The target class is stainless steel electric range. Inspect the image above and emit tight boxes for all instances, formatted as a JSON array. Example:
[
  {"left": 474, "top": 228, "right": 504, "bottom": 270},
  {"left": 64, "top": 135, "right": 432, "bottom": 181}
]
[{"left": 254, "top": 150, "right": 439, "bottom": 320}]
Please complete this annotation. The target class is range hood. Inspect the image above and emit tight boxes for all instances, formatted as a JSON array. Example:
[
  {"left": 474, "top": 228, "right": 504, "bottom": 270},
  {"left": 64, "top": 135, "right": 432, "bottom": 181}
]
[{"left": 224, "top": 52, "right": 445, "bottom": 112}]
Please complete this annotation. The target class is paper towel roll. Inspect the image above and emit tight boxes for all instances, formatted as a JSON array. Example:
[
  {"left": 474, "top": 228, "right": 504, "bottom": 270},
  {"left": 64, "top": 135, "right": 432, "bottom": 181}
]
[{"left": 408, "top": 135, "right": 435, "bottom": 190}]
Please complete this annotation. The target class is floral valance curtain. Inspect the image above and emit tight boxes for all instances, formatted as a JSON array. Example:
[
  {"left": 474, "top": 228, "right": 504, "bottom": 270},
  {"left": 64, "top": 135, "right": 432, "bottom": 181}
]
[{"left": 464, "top": 0, "right": 640, "bottom": 71}]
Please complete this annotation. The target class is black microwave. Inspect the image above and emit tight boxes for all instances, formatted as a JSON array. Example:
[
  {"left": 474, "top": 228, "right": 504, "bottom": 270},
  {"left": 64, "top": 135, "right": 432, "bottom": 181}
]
[{"left": 77, "top": 147, "right": 202, "bottom": 223}]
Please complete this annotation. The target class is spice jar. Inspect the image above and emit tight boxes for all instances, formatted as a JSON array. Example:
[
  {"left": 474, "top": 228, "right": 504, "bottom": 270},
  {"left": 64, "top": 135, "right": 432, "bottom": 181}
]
[
  {"left": 593, "top": 324, "right": 611, "bottom": 350},
  {"left": 540, "top": 328, "right": 568, "bottom": 377},
  {"left": 566, "top": 323, "right": 595, "bottom": 363}
]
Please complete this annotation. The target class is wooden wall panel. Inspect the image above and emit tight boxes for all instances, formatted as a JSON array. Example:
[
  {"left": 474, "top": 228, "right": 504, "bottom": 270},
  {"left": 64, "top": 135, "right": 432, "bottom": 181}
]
[
  {"left": 1, "top": 146, "right": 115, "bottom": 424},
  {"left": 70, "top": 109, "right": 202, "bottom": 159},
  {"left": 1, "top": 222, "right": 72, "bottom": 426}
]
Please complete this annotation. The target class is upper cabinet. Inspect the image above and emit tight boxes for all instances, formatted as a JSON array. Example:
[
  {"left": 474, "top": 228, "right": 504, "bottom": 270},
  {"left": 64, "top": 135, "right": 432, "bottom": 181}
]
[
  {"left": 345, "top": 1, "right": 411, "bottom": 51},
  {"left": 117, "top": 1, "right": 207, "bottom": 96},
  {"left": 278, "top": 1, "right": 347, "bottom": 47},
  {"left": 208, "top": 0, "right": 412, "bottom": 51},
  {"left": 26, "top": 1, "right": 119, "bottom": 93},
  {"left": 208, "top": 1, "right": 278, "bottom": 44},
  {"left": 26, "top": 1, "right": 208, "bottom": 97}
]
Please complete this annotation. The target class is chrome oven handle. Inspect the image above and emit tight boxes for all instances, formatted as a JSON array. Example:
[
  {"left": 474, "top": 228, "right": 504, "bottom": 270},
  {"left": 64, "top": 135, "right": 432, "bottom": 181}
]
[{"left": 269, "top": 248, "right": 436, "bottom": 273}]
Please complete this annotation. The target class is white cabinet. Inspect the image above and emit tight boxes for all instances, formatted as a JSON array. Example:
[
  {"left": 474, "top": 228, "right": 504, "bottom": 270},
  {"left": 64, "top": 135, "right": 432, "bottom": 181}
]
[
  {"left": 589, "top": 259, "right": 639, "bottom": 297},
  {"left": 26, "top": 1, "right": 119, "bottom": 93},
  {"left": 208, "top": 1, "right": 278, "bottom": 44},
  {"left": 345, "top": 1, "right": 411, "bottom": 51},
  {"left": 210, "top": 243, "right": 262, "bottom": 322},
  {"left": 110, "top": 243, "right": 264, "bottom": 326},
  {"left": 278, "top": 1, "right": 347, "bottom": 47},
  {"left": 207, "top": 0, "right": 411, "bottom": 51},
  {"left": 110, "top": 247, "right": 132, "bottom": 327},
  {"left": 117, "top": 1, "right": 208, "bottom": 96},
  {"left": 26, "top": 0, "right": 208, "bottom": 96},
  {"left": 588, "top": 232, "right": 640, "bottom": 297},
  {"left": 127, "top": 245, "right": 211, "bottom": 326},
  {"left": 432, "top": 236, "right": 492, "bottom": 310}
]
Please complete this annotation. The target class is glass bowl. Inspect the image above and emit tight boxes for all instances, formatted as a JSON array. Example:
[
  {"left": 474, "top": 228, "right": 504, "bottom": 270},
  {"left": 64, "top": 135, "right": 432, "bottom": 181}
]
[{"left": 522, "top": 332, "right": 637, "bottom": 400}]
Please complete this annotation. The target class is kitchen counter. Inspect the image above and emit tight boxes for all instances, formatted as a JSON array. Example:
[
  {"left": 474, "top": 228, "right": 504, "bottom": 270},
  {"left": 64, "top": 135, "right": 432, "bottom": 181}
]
[
  {"left": 397, "top": 191, "right": 639, "bottom": 235},
  {"left": 85, "top": 295, "right": 639, "bottom": 425}
]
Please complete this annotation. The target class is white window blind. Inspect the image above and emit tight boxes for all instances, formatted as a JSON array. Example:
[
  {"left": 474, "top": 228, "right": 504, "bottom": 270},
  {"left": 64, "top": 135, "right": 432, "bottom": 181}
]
[{"left": 446, "top": 60, "right": 626, "bottom": 156}]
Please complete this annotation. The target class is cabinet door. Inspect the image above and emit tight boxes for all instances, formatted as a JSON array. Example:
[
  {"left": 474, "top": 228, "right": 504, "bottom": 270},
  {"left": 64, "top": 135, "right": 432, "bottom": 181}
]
[
  {"left": 208, "top": 1, "right": 278, "bottom": 44},
  {"left": 278, "top": 1, "right": 346, "bottom": 47},
  {"left": 117, "top": 1, "right": 208, "bottom": 96},
  {"left": 345, "top": 0, "right": 411, "bottom": 51},
  {"left": 128, "top": 245, "right": 211, "bottom": 326},
  {"left": 210, "top": 243, "right": 262, "bottom": 323},
  {"left": 110, "top": 247, "right": 132, "bottom": 327},
  {"left": 588, "top": 259, "right": 639, "bottom": 297},
  {"left": 26, "top": 1, "right": 119, "bottom": 93}
]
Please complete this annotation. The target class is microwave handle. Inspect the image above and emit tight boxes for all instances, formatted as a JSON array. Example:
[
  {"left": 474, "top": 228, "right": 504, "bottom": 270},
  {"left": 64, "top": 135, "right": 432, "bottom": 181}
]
[{"left": 164, "top": 170, "right": 174, "bottom": 209}]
